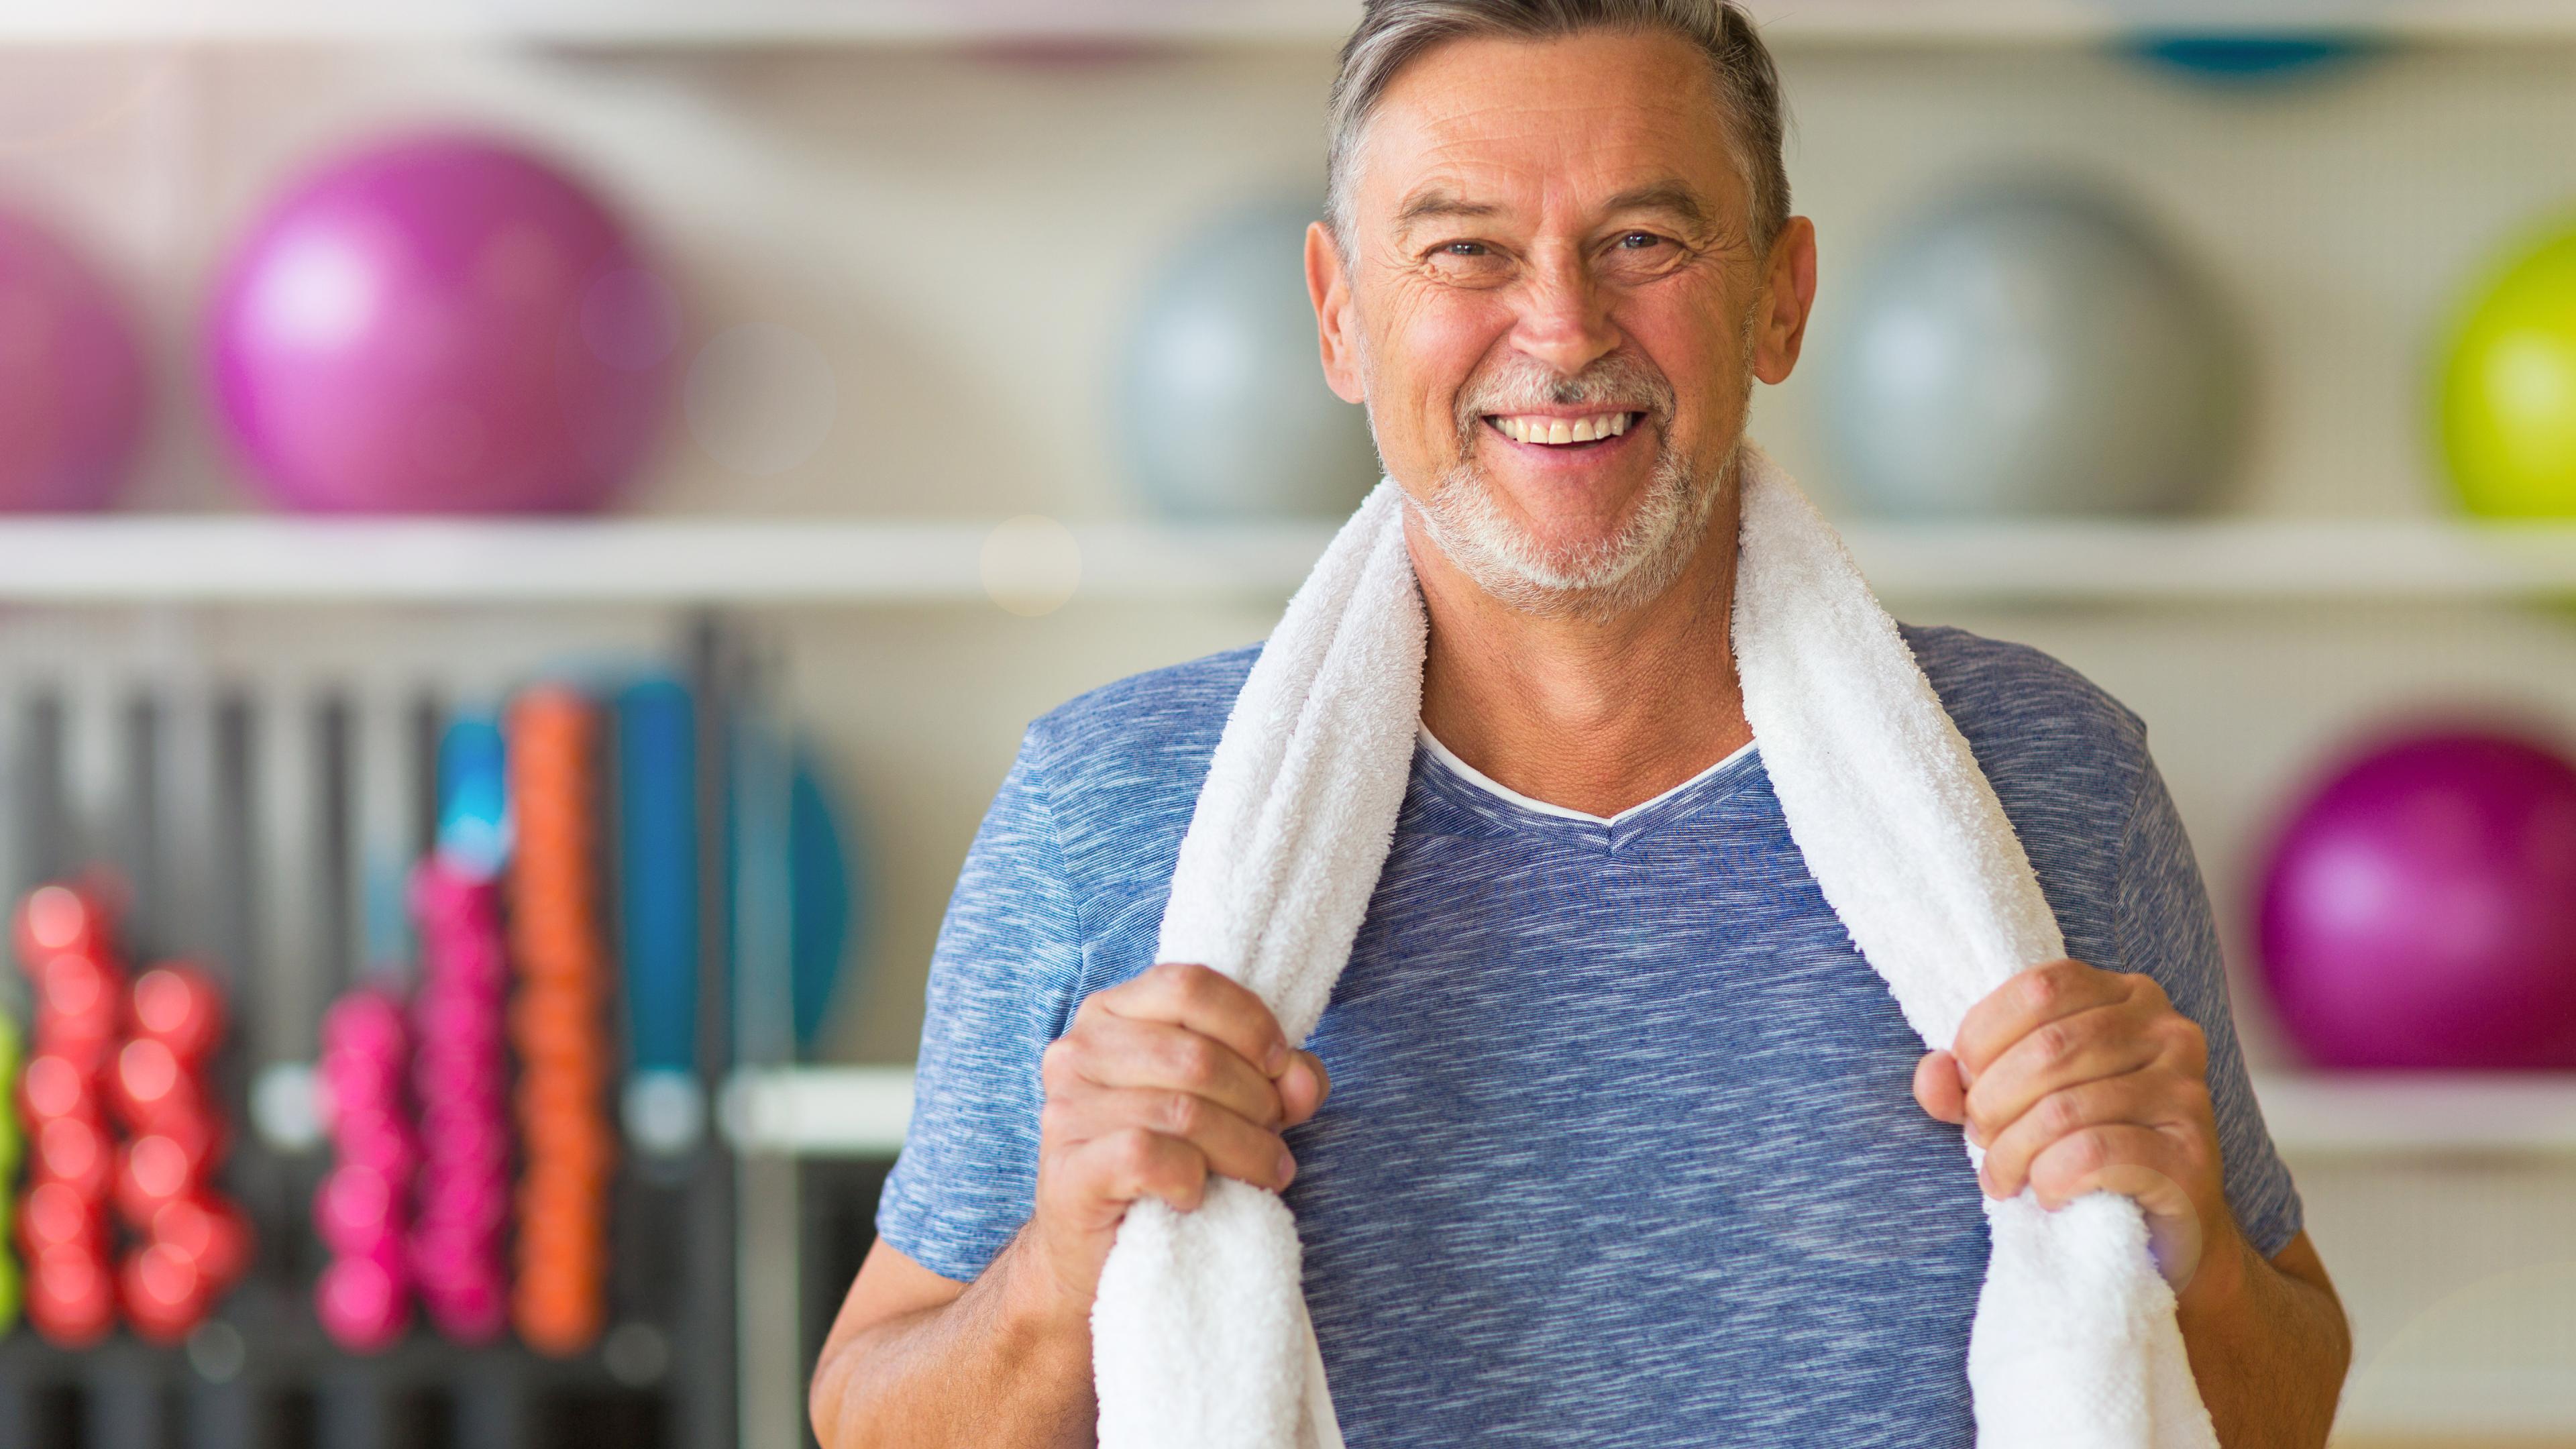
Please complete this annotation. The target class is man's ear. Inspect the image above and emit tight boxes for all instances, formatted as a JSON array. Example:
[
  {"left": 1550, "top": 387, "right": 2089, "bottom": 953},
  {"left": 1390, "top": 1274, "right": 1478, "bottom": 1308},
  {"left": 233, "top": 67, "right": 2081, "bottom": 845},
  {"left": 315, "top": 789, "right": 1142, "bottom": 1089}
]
[
  {"left": 1307, "top": 220, "right": 1367, "bottom": 405},
  {"left": 1752, "top": 215, "right": 1819, "bottom": 386}
]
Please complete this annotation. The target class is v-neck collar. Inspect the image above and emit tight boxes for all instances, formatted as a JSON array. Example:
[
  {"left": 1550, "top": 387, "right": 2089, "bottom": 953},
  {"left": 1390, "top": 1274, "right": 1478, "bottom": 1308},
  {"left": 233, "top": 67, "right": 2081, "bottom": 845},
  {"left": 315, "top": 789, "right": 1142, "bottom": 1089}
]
[{"left": 1414, "top": 722, "right": 1760, "bottom": 839}]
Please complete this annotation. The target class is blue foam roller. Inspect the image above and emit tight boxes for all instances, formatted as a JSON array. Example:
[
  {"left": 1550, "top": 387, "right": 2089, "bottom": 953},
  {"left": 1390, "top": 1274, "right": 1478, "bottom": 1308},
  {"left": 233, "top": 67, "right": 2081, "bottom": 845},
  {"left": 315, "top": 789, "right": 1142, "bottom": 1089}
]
[
  {"left": 616, "top": 678, "right": 698, "bottom": 1077},
  {"left": 435, "top": 713, "right": 508, "bottom": 879}
]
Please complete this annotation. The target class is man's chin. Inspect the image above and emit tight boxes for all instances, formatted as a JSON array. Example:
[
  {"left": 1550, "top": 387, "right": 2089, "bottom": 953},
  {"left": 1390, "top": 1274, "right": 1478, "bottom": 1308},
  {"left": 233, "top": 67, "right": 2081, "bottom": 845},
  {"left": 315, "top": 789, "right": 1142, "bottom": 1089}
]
[{"left": 1406, "top": 437, "right": 1729, "bottom": 618}]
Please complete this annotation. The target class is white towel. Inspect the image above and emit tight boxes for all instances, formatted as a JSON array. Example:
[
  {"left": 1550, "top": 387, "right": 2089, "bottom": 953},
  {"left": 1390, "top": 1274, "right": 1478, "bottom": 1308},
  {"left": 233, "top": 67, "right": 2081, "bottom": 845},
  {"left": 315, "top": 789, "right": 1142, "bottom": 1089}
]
[{"left": 1088, "top": 439, "right": 2218, "bottom": 1449}]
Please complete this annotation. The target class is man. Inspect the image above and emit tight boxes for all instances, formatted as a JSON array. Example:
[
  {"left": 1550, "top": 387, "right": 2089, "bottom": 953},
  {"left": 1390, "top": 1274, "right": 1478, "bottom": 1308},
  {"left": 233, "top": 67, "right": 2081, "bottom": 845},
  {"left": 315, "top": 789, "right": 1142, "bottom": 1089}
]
[{"left": 811, "top": 3, "right": 2352, "bottom": 1445}]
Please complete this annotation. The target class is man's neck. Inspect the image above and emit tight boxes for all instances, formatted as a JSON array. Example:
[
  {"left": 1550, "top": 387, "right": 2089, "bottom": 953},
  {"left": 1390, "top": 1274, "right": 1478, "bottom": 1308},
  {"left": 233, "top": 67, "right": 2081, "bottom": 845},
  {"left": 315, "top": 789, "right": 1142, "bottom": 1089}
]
[{"left": 1407, "top": 488, "right": 1754, "bottom": 821}]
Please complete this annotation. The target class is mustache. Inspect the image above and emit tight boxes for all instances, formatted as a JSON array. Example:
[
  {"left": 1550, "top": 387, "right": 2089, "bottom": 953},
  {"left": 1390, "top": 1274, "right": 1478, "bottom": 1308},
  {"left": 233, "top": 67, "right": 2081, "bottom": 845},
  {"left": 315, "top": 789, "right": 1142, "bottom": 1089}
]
[{"left": 1452, "top": 352, "right": 1677, "bottom": 441}]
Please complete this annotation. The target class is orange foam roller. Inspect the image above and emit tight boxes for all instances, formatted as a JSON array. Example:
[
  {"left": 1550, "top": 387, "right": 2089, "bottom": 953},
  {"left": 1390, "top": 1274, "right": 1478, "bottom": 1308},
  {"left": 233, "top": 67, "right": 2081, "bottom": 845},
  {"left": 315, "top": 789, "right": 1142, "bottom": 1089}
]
[{"left": 503, "top": 686, "right": 616, "bottom": 1357}]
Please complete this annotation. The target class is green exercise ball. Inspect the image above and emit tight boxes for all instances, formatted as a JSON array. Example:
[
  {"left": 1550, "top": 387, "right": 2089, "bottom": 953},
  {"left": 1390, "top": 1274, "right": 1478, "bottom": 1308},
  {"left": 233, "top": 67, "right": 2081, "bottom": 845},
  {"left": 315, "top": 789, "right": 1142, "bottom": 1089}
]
[{"left": 2438, "top": 219, "right": 2576, "bottom": 518}]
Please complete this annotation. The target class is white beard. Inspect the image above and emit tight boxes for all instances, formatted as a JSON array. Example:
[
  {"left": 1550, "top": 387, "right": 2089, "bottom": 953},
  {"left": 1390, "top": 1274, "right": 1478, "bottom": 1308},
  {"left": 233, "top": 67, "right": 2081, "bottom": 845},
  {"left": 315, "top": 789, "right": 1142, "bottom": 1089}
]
[
  {"left": 1351, "top": 294, "right": 1761, "bottom": 621},
  {"left": 1404, "top": 433, "right": 1734, "bottom": 623}
]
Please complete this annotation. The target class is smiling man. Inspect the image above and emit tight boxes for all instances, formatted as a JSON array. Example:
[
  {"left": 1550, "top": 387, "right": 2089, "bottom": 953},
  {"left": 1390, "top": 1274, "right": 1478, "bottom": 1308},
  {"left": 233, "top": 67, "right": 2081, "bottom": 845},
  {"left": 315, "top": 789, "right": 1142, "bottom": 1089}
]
[{"left": 810, "top": 3, "right": 2351, "bottom": 1446}]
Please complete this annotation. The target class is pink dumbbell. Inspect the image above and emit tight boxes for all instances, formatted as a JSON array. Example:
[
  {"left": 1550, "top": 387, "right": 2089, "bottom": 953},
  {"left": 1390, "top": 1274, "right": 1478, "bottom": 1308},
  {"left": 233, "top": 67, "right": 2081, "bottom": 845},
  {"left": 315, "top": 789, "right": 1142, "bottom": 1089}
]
[
  {"left": 316, "top": 1239, "right": 411, "bottom": 1356},
  {"left": 404, "top": 859, "right": 513, "bottom": 1345},
  {"left": 313, "top": 983, "right": 417, "bottom": 1352}
]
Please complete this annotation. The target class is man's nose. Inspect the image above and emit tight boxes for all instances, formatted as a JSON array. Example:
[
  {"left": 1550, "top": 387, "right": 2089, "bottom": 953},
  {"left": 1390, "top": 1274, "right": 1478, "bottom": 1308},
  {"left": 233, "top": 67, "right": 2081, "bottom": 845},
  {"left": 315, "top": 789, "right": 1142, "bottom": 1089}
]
[{"left": 1508, "top": 251, "right": 1620, "bottom": 378}]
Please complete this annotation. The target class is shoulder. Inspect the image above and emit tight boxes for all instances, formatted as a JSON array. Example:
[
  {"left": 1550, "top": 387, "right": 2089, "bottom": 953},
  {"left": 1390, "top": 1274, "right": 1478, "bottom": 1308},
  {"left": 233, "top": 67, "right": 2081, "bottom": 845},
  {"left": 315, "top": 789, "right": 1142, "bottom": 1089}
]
[
  {"left": 1022, "top": 641, "right": 1258, "bottom": 789},
  {"left": 1014, "top": 641, "right": 1260, "bottom": 893},
  {"left": 1895, "top": 623, "right": 2155, "bottom": 912},
  {"left": 1898, "top": 621, "right": 2148, "bottom": 784}
]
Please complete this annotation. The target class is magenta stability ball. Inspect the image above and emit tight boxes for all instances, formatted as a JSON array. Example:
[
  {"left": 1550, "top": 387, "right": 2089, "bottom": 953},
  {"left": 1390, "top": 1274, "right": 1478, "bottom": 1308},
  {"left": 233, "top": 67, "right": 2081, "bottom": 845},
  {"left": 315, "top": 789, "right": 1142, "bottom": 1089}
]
[
  {"left": 0, "top": 208, "right": 147, "bottom": 511},
  {"left": 208, "top": 131, "right": 678, "bottom": 513},
  {"left": 2255, "top": 728, "right": 2576, "bottom": 1069}
]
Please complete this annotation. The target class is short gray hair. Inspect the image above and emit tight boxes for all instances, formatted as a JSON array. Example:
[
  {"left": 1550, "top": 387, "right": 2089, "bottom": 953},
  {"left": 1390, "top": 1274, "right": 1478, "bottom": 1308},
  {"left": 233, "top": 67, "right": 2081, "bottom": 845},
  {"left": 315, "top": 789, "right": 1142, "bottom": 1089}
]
[{"left": 1325, "top": 0, "right": 1790, "bottom": 260}]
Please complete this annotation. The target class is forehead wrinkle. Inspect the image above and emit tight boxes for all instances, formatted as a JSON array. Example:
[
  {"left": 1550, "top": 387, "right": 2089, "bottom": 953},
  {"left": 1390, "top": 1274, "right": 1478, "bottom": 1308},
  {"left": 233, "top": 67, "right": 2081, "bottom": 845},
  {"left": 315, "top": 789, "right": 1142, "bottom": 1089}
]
[{"left": 1373, "top": 111, "right": 1737, "bottom": 232}]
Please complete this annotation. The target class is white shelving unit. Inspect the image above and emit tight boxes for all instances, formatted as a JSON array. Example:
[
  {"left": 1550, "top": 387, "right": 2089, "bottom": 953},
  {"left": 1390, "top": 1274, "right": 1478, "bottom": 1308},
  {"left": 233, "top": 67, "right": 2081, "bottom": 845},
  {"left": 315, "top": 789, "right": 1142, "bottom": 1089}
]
[
  {"left": 0, "top": 514, "right": 2570, "bottom": 604},
  {"left": 720, "top": 1063, "right": 2576, "bottom": 1159},
  {"left": 12, "top": 0, "right": 2576, "bottom": 45}
]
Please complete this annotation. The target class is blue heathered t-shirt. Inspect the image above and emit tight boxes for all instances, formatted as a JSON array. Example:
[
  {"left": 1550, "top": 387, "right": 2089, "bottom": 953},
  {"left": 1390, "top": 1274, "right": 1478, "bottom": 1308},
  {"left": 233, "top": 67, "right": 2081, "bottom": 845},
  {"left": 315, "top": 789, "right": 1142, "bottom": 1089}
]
[{"left": 877, "top": 623, "right": 2304, "bottom": 1448}]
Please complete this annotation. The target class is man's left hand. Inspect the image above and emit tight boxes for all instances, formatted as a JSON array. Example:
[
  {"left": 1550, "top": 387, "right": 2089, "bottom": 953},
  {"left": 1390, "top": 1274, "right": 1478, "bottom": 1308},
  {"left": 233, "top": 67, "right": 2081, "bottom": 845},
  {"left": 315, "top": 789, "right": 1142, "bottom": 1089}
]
[{"left": 1911, "top": 957, "right": 2241, "bottom": 1303}]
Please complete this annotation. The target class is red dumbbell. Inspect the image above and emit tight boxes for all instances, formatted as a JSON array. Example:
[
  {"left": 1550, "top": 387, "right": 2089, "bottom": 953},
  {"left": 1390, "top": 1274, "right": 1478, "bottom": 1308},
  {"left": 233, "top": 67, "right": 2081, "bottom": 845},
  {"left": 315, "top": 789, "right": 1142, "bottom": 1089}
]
[
  {"left": 112, "top": 957, "right": 248, "bottom": 1343},
  {"left": 30, "top": 951, "right": 123, "bottom": 1071},
  {"left": 150, "top": 1192, "right": 251, "bottom": 1293},
  {"left": 26, "top": 1242, "right": 115, "bottom": 1347},
  {"left": 15, "top": 883, "right": 108, "bottom": 967},
  {"left": 19, "top": 1051, "right": 97, "bottom": 1125},
  {"left": 109, "top": 1035, "right": 209, "bottom": 1130},
  {"left": 120, "top": 1238, "right": 209, "bottom": 1345},
  {"left": 17, "top": 1179, "right": 104, "bottom": 1257},
  {"left": 130, "top": 964, "right": 225, "bottom": 1063},
  {"left": 33, "top": 1115, "right": 113, "bottom": 1203}
]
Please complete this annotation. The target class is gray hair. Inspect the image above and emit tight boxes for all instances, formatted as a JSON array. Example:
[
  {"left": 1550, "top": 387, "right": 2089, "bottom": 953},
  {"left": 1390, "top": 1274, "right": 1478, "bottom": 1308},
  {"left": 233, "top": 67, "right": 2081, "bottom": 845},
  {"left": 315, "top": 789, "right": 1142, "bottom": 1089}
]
[{"left": 1324, "top": 0, "right": 1790, "bottom": 260}]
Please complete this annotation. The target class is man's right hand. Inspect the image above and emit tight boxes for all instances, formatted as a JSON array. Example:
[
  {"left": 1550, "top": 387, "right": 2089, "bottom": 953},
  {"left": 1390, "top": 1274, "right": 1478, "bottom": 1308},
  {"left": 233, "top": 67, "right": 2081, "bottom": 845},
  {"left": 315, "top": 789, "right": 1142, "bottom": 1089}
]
[{"left": 1017, "top": 960, "right": 1333, "bottom": 1316}]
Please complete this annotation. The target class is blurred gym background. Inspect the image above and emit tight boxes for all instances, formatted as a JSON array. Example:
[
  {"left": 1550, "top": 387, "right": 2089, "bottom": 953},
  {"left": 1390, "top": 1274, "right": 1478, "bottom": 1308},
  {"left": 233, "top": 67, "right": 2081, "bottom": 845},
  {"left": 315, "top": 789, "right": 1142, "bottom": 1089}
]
[{"left": 0, "top": 2, "right": 2573, "bottom": 1447}]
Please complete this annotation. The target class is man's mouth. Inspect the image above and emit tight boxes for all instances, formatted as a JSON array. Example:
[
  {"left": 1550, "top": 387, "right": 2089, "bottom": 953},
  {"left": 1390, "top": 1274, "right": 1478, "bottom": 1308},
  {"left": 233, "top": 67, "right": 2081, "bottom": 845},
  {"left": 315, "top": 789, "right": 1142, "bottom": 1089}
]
[{"left": 1482, "top": 411, "right": 1644, "bottom": 447}]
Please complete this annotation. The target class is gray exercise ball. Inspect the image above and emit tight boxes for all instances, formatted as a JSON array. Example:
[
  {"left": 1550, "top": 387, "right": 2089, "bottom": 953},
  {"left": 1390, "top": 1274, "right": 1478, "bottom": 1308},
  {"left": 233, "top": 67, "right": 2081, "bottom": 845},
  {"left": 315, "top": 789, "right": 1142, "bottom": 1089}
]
[
  {"left": 1117, "top": 197, "right": 1380, "bottom": 519},
  {"left": 1817, "top": 180, "right": 2248, "bottom": 516}
]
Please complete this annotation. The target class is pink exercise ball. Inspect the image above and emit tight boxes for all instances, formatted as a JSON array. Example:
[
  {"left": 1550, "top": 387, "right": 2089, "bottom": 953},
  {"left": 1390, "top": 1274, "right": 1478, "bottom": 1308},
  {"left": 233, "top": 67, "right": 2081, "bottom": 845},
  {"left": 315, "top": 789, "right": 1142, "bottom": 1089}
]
[
  {"left": 0, "top": 207, "right": 147, "bottom": 511},
  {"left": 2255, "top": 727, "right": 2576, "bottom": 1069},
  {"left": 207, "top": 131, "right": 678, "bottom": 514}
]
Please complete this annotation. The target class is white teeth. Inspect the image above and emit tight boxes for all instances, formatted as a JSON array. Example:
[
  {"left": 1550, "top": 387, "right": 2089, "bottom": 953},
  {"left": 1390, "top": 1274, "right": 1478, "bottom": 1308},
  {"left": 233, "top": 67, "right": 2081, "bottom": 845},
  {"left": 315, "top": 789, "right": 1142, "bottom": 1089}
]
[{"left": 1491, "top": 411, "right": 1636, "bottom": 445}]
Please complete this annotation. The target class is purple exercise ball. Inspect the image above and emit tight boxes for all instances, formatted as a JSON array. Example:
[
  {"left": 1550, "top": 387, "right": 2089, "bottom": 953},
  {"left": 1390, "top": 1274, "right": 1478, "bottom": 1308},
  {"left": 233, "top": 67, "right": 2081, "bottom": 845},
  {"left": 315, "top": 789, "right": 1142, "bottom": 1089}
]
[
  {"left": 0, "top": 207, "right": 147, "bottom": 511},
  {"left": 208, "top": 131, "right": 678, "bottom": 514},
  {"left": 2255, "top": 728, "right": 2576, "bottom": 1069}
]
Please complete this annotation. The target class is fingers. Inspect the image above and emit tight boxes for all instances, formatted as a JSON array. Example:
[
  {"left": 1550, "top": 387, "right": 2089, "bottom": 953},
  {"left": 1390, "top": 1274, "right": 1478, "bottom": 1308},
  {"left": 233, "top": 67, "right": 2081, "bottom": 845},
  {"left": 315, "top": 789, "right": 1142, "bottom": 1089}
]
[
  {"left": 1912, "top": 1049, "right": 1967, "bottom": 1124},
  {"left": 2019, "top": 1108, "right": 2205, "bottom": 1222},
  {"left": 1043, "top": 1084, "right": 1297, "bottom": 1196},
  {"left": 1279, "top": 1050, "right": 1332, "bottom": 1126},
  {"left": 1949, "top": 958, "right": 2140, "bottom": 1085},
  {"left": 1974, "top": 1068, "right": 2207, "bottom": 1200},
  {"left": 1093, "top": 961, "right": 1294, "bottom": 1081},
  {"left": 1045, "top": 1008, "right": 1285, "bottom": 1129},
  {"left": 1960, "top": 1003, "right": 2166, "bottom": 1148},
  {"left": 1053, "top": 1127, "right": 1220, "bottom": 1220}
]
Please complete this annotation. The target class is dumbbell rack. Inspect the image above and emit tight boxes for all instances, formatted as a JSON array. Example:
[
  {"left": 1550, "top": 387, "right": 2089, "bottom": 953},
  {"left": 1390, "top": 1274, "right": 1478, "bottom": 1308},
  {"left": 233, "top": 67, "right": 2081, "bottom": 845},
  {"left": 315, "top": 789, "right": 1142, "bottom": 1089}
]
[{"left": 0, "top": 612, "right": 773, "bottom": 1449}]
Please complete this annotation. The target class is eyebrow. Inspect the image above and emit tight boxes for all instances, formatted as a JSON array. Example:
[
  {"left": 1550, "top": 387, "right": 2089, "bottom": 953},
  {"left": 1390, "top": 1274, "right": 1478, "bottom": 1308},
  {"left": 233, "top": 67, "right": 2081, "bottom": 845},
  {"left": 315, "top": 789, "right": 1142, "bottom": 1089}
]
[
  {"left": 1393, "top": 186, "right": 1500, "bottom": 231},
  {"left": 1391, "top": 179, "right": 1713, "bottom": 235},
  {"left": 1599, "top": 181, "right": 1709, "bottom": 229}
]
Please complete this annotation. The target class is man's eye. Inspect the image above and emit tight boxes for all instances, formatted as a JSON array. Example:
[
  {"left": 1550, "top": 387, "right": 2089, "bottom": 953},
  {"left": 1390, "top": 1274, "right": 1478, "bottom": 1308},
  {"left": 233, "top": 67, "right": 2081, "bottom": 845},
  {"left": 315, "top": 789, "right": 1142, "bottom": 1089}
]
[
  {"left": 1617, "top": 231, "right": 1665, "bottom": 250},
  {"left": 1443, "top": 241, "right": 1487, "bottom": 256}
]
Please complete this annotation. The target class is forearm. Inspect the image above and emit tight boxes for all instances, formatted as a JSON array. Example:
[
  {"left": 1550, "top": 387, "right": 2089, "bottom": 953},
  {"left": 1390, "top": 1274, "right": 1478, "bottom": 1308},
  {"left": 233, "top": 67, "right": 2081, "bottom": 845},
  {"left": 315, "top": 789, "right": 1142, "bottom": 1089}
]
[
  {"left": 2176, "top": 1230, "right": 2351, "bottom": 1448},
  {"left": 812, "top": 1228, "right": 1097, "bottom": 1449}
]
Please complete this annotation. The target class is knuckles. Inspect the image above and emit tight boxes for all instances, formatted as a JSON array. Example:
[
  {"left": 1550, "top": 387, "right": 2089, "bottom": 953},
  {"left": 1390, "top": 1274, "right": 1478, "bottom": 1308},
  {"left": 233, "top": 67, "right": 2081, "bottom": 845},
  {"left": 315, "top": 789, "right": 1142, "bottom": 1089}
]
[
  {"left": 2035, "top": 1087, "right": 2084, "bottom": 1141},
  {"left": 1039, "top": 1036, "right": 1079, "bottom": 1090},
  {"left": 1148, "top": 959, "right": 1226, "bottom": 1006},
  {"left": 1105, "top": 1126, "right": 1162, "bottom": 1179},
  {"left": 1038, "top": 1098, "right": 1078, "bottom": 1142},
  {"left": 2031, "top": 1019, "right": 2076, "bottom": 1067},
  {"left": 1165, "top": 1034, "right": 1223, "bottom": 1089},
  {"left": 2017, "top": 965, "right": 2068, "bottom": 1017},
  {"left": 2162, "top": 1014, "right": 2210, "bottom": 1071}
]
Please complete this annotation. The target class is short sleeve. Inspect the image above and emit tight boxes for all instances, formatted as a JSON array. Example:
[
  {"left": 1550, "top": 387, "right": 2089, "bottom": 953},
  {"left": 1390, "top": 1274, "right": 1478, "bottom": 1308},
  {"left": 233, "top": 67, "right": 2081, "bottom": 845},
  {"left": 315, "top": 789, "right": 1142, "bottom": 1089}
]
[
  {"left": 873, "top": 727, "right": 1085, "bottom": 1283},
  {"left": 2116, "top": 747, "right": 2307, "bottom": 1262}
]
